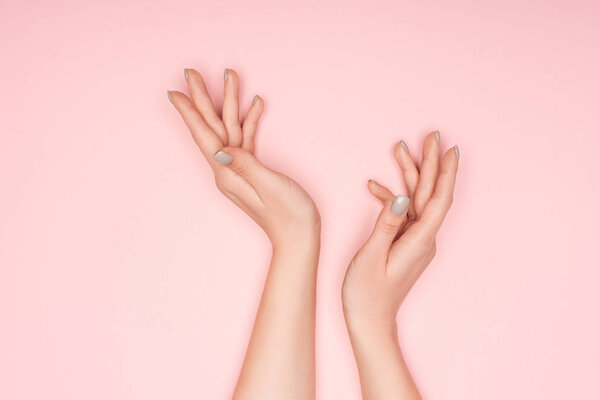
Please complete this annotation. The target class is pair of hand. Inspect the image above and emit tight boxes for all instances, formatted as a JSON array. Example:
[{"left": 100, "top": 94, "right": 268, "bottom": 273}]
[
  {"left": 168, "top": 68, "right": 458, "bottom": 330},
  {"left": 169, "top": 68, "right": 458, "bottom": 399}
]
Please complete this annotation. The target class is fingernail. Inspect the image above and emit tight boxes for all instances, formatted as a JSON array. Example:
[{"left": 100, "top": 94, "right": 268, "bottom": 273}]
[
  {"left": 213, "top": 150, "right": 233, "bottom": 165},
  {"left": 167, "top": 90, "right": 173, "bottom": 104},
  {"left": 400, "top": 140, "right": 409, "bottom": 152},
  {"left": 391, "top": 195, "right": 410, "bottom": 215},
  {"left": 434, "top": 130, "right": 440, "bottom": 143},
  {"left": 184, "top": 68, "right": 189, "bottom": 81},
  {"left": 368, "top": 179, "right": 378, "bottom": 185},
  {"left": 454, "top": 145, "right": 460, "bottom": 160},
  {"left": 252, "top": 95, "right": 258, "bottom": 105},
  {"left": 224, "top": 68, "right": 228, "bottom": 82}
]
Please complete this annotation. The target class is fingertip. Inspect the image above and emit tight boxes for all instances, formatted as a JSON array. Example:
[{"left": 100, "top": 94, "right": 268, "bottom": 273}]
[
  {"left": 391, "top": 195, "right": 410, "bottom": 215},
  {"left": 442, "top": 146, "right": 459, "bottom": 165},
  {"left": 421, "top": 130, "right": 441, "bottom": 150},
  {"left": 426, "top": 130, "right": 441, "bottom": 148},
  {"left": 250, "top": 95, "right": 264, "bottom": 112},
  {"left": 393, "top": 141, "right": 403, "bottom": 155},
  {"left": 167, "top": 90, "right": 191, "bottom": 107},
  {"left": 367, "top": 179, "right": 395, "bottom": 202},
  {"left": 439, "top": 145, "right": 459, "bottom": 171},
  {"left": 213, "top": 150, "right": 233, "bottom": 165},
  {"left": 400, "top": 140, "right": 409, "bottom": 153},
  {"left": 394, "top": 140, "right": 409, "bottom": 154},
  {"left": 216, "top": 146, "right": 248, "bottom": 160},
  {"left": 367, "top": 179, "right": 378, "bottom": 196},
  {"left": 184, "top": 68, "right": 202, "bottom": 84},
  {"left": 213, "top": 145, "right": 253, "bottom": 166},
  {"left": 394, "top": 140, "right": 412, "bottom": 162},
  {"left": 224, "top": 68, "right": 239, "bottom": 84}
]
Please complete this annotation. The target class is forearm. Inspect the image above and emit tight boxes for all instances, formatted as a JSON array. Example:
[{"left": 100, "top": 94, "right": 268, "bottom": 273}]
[
  {"left": 233, "top": 232, "right": 320, "bottom": 400},
  {"left": 346, "top": 322, "right": 421, "bottom": 400}
]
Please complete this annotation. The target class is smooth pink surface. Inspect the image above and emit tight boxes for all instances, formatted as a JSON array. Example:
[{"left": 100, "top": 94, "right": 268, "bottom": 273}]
[{"left": 2, "top": 0, "right": 600, "bottom": 398}]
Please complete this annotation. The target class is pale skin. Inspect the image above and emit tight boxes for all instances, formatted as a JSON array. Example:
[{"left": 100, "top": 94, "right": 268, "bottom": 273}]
[
  {"left": 342, "top": 132, "right": 459, "bottom": 399},
  {"left": 168, "top": 68, "right": 320, "bottom": 400},
  {"left": 168, "top": 69, "right": 459, "bottom": 399}
]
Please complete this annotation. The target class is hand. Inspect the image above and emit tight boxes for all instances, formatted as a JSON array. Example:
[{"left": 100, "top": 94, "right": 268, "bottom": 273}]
[
  {"left": 168, "top": 68, "right": 320, "bottom": 248},
  {"left": 342, "top": 131, "right": 459, "bottom": 333}
]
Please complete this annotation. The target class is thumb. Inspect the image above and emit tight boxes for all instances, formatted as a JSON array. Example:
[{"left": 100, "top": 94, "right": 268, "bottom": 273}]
[
  {"left": 212, "top": 147, "right": 274, "bottom": 191},
  {"left": 366, "top": 195, "right": 410, "bottom": 250}
]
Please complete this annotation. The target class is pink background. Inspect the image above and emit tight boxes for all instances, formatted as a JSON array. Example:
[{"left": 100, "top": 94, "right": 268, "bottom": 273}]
[{"left": 2, "top": 0, "right": 600, "bottom": 398}]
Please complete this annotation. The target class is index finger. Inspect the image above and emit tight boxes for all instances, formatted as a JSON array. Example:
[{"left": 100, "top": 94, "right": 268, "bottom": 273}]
[{"left": 168, "top": 90, "right": 223, "bottom": 163}]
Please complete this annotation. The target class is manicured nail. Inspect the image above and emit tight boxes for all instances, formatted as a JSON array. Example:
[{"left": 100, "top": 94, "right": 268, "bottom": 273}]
[
  {"left": 167, "top": 90, "right": 173, "bottom": 103},
  {"left": 184, "top": 68, "right": 189, "bottom": 81},
  {"left": 454, "top": 145, "right": 460, "bottom": 160},
  {"left": 252, "top": 95, "right": 258, "bottom": 105},
  {"left": 400, "top": 140, "right": 409, "bottom": 152},
  {"left": 213, "top": 150, "right": 233, "bottom": 164},
  {"left": 391, "top": 195, "right": 410, "bottom": 215},
  {"left": 434, "top": 130, "right": 440, "bottom": 143},
  {"left": 224, "top": 68, "right": 228, "bottom": 82}
]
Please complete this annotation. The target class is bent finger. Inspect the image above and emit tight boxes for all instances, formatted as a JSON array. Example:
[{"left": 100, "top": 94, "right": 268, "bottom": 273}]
[
  {"left": 367, "top": 179, "right": 395, "bottom": 203},
  {"left": 393, "top": 140, "right": 419, "bottom": 219},
  {"left": 364, "top": 195, "right": 410, "bottom": 252},
  {"left": 168, "top": 90, "right": 222, "bottom": 164}
]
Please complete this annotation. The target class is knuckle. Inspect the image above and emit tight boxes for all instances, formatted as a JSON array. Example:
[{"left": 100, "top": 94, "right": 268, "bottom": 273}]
[
  {"left": 208, "top": 115, "right": 225, "bottom": 128},
  {"left": 432, "top": 194, "right": 452, "bottom": 209},
  {"left": 410, "top": 231, "right": 435, "bottom": 250},
  {"left": 224, "top": 120, "right": 239, "bottom": 130},
  {"left": 379, "top": 220, "right": 400, "bottom": 235},
  {"left": 413, "top": 239, "right": 431, "bottom": 254},
  {"left": 243, "top": 120, "right": 257, "bottom": 130},
  {"left": 440, "top": 194, "right": 453, "bottom": 208},
  {"left": 231, "top": 160, "right": 251, "bottom": 177}
]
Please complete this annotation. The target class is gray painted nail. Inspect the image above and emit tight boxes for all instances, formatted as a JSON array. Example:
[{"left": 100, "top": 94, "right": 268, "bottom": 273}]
[
  {"left": 400, "top": 140, "right": 409, "bottom": 152},
  {"left": 391, "top": 195, "right": 410, "bottom": 215},
  {"left": 224, "top": 68, "right": 228, "bottom": 82},
  {"left": 435, "top": 130, "right": 440, "bottom": 143},
  {"left": 252, "top": 95, "right": 258, "bottom": 105},
  {"left": 184, "top": 68, "right": 189, "bottom": 81},
  {"left": 213, "top": 150, "right": 233, "bottom": 165},
  {"left": 454, "top": 145, "right": 460, "bottom": 160},
  {"left": 167, "top": 90, "right": 173, "bottom": 103}
]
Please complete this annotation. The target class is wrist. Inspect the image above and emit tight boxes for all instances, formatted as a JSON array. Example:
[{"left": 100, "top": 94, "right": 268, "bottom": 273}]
[
  {"left": 343, "top": 303, "right": 399, "bottom": 342},
  {"left": 270, "top": 222, "right": 321, "bottom": 254},
  {"left": 346, "top": 315, "right": 398, "bottom": 342}
]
